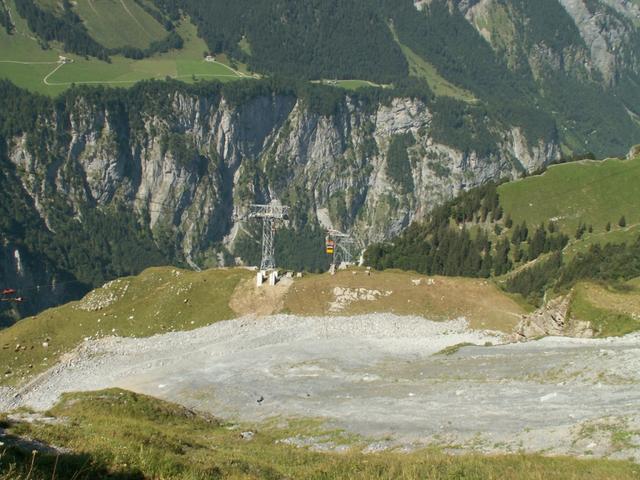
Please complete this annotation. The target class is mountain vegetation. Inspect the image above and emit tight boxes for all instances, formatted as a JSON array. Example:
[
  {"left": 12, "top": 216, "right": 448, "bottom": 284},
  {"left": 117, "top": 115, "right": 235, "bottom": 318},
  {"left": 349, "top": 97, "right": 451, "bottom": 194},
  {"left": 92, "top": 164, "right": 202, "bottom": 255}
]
[
  {"left": 365, "top": 156, "right": 640, "bottom": 306},
  {"left": 13, "top": 0, "right": 183, "bottom": 60},
  {"left": 1, "top": 0, "right": 640, "bottom": 155},
  {"left": 3, "top": 0, "right": 640, "bottom": 325},
  {"left": 1, "top": 388, "right": 638, "bottom": 480}
]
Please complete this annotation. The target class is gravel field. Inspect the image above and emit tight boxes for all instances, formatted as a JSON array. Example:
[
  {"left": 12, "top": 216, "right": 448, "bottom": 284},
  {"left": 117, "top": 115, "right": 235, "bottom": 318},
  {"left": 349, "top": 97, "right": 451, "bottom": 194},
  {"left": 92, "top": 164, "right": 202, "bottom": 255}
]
[{"left": 1, "top": 313, "right": 639, "bottom": 459}]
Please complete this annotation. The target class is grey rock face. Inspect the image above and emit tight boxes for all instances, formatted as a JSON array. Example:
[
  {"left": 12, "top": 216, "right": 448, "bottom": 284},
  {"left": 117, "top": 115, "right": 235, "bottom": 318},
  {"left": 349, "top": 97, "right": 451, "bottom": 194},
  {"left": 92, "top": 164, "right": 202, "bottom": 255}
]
[
  {"left": 461, "top": 0, "right": 640, "bottom": 85},
  {"left": 557, "top": 0, "right": 640, "bottom": 84},
  {"left": 6, "top": 91, "right": 558, "bottom": 268},
  {"left": 513, "top": 295, "right": 594, "bottom": 340}
]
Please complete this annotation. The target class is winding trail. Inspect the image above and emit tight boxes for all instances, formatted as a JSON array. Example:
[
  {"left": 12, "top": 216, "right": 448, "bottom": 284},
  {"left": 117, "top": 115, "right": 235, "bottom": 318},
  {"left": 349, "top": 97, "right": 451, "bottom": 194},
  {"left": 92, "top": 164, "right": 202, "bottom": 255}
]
[
  {"left": 0, "top": 60, "right": 58, "bottom": 64},
  {"left": 42, "top": 61, "right": 66, "bottom": 86}
]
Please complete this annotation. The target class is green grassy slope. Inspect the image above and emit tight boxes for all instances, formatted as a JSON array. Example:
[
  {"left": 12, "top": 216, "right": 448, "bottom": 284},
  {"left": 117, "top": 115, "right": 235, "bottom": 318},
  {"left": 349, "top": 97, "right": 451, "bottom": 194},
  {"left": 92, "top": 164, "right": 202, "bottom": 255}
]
[
  {"left": 499, "top": 157, "right": 640, "bottom": 237},
  {"left": 0, "top": 267, "right": 250, "bottom": 386},
  {"left": 1, "top": 389, "right": 638, "bottom": 480},
  {"left": 0, "top": 18, "right": 246, "bottom": 95},
  {"left": 570, "top": 279, "right": 640, "bottom": 337},
  {"left": 73, "top": 0, "right": 167, "bottom": 49},
  {"left": 498, "top": 156, "right": 640, "bottom": 332},
  {"left": 390, "top": 24, "right": 476, "bottom": 101}
]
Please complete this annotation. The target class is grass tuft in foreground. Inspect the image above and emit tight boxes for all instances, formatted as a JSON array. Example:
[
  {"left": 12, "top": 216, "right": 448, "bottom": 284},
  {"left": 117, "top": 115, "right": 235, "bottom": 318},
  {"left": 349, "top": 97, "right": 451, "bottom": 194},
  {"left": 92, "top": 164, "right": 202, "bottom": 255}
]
[{"left": 1, "top": 389, "right": 638, "bottom": 480}]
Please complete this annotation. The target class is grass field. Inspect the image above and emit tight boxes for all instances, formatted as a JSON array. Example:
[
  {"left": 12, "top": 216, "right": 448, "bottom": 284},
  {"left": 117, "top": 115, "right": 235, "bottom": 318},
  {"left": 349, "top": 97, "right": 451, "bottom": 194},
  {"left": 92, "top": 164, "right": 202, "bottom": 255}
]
[
  {"left": 1, "top": 388, "right": 638, "bottom": 480},
  {"left": 499, "top": 157, "right": 640, "bottom": 244},
  {"left": 74, "top": 0, "right": 167, "bottom": 49},
  {"left": 282, "top": 268, "right": 528, "bottom": 331},
  {"left": 0, "top": 17, "right": 249, "bottom": 96},
  {"left": 570, "top": 280, "right": 640, "bottom": 337},
  {"left": 0, "top": 267, "right": 250, "bottom": 387},
  {"left": 390, "top": 25, "right": 476, "bottom": 102}
]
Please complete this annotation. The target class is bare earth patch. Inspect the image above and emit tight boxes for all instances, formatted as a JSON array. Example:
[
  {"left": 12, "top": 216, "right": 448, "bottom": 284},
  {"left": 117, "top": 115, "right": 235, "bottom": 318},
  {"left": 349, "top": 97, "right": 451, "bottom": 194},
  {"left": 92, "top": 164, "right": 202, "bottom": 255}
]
[{"left": 230, "top": 276, "right": 294, "bottom": 316}]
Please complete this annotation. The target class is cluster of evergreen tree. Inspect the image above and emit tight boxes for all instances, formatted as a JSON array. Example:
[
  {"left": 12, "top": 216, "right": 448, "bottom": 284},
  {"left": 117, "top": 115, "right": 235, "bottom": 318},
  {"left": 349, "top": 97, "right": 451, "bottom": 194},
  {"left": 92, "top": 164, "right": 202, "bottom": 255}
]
[
  {"left": 504, "top": 252, "right": 563, "bottom": 304},
  {"left": 179, "top": 0, "right": 408, "bottom": 83},
  {"left": 134, "top": 0, "right": 178, "bottom": 30},
  {"left": 364, "top": 180, "right": 572, "bottom": 297},
  {"left": 116, "top": 31, "right": 183, "bottom": 60},
  {"left": 557, "top": 238, "right": 640, "bottom": 288},
  {"left": 510, "top": 222, "right": 569, "bottom": 263},
  {"left": 0, "top": 1, "right": 13, "bottom": 34},
  {"left": 504, "top": 236, "right": 640, "bottom": 305},
  {"left": 386, "top": 133, "right": 415, "bottom": 193},
  {"left": 365, "top": 183, "right": 503, "bottom": 277},
  {"left": 366, "top": 224, "right": 493, "bottom": 278}
]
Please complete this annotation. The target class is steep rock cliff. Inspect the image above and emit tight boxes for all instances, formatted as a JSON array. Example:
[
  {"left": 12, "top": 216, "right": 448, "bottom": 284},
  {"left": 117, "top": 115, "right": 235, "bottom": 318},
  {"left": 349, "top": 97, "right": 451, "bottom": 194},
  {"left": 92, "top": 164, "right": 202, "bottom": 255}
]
[
  {"left": 6, "top": 89, "right": 558, "bottom": 262},
  {"left": 0, "top": 83, "right": 560, "bottom": 321}
]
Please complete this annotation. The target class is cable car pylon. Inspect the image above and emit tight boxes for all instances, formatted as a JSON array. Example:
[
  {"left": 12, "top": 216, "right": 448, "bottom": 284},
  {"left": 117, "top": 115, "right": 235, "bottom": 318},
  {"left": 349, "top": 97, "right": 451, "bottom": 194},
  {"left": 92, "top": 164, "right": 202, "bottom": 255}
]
[{"left": 325, "top": 229, "right": 357, "bottom": 274}]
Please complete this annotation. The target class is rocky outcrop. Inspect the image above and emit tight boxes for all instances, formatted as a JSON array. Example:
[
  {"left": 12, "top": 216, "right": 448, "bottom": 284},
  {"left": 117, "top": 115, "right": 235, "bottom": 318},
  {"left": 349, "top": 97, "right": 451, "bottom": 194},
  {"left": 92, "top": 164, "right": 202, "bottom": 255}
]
[
  {"left": 557, "top": 0, "right": 640, "bottom": 85},
  {"left": 457, "top": 0, "right": 640, "bottom": 86},
  {"left": 512, "top": 294, "right": 594, "bottom": 340}
]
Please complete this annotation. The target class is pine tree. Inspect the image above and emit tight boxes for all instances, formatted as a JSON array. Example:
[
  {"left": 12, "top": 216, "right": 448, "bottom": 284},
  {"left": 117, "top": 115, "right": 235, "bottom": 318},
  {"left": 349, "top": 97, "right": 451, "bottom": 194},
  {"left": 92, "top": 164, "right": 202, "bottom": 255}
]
[
  {"left": 494, "top": 238, "right": 512, "bottom": 276},
  {"left": 505, "top": 214, "right": 513, "bottom": 229}
]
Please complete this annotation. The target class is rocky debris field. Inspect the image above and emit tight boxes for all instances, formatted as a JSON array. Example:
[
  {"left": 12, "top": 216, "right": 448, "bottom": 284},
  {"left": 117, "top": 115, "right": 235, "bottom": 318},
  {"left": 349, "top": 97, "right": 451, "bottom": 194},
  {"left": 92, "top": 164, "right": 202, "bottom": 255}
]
[{"left": 1, "top": 314, "right": 639, "bottom": 459}]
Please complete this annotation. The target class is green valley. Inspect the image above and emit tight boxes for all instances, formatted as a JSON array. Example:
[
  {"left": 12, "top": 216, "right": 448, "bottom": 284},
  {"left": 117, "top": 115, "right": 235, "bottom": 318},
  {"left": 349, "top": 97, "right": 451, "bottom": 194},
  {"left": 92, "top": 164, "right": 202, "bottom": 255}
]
[{"left": 0, "top": 13, "right": 249, "bottom": 96}]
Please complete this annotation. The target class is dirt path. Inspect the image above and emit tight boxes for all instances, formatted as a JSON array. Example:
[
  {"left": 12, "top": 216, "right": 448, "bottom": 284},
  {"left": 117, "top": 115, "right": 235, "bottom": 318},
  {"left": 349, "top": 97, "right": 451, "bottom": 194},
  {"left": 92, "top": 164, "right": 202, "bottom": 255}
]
[
  {"left": 1, "top": 314, "right": 638, "bottom": 460},
  {"left": 229, "top": 276, "right": 293, "bottom": 316},
  {"left": 42, "top": 62, "right": 65, "bottom": 85}
]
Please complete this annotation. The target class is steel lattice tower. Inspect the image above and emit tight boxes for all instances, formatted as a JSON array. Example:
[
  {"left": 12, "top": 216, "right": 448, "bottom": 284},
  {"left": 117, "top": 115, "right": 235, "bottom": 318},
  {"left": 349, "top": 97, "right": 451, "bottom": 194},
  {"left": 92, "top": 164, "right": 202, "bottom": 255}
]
[
  {"left": 327, "top": 229, "right": 357, "bottom": 267},
  {"left": 249, "top": 204, "right": 289, "bottom": 270}
]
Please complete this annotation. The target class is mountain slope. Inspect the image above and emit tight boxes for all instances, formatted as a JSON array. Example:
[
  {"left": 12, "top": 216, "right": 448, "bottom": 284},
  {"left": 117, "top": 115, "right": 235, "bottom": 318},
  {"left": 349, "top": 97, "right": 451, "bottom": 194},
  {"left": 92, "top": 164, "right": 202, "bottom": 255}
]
[
  {"left": 0, "top": 78, "right": 559, "bottom": 324},
  {"left": 365, "top": 154, "right": 640, "bottom": 316},
  {"left": 3, "top": 389, "right": 638, "bottom": 479},
  {"left": 2, "top": 0, "right": 640, "bottom": 154}
]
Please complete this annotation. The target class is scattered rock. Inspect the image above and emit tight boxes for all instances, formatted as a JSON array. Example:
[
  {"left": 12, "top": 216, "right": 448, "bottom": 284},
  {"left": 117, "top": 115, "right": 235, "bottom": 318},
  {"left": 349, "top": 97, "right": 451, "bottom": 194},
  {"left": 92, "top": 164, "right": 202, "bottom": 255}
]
[
  {"left": 74, "top": 280, "right": 130, "bottom": 312},
  {"left": 240, "top": 431, "right": 255, "bottom": 441},
  {"left": 512, "top": 295, "right": 594, "bottom": 341},
  {"left": 329, "top": 287, "right": 391, "bottom": 312}
]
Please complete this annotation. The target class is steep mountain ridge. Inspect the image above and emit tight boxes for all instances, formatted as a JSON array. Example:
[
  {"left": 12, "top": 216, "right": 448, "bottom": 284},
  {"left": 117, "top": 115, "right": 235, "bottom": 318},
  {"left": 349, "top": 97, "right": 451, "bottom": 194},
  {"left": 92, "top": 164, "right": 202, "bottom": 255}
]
[
  {"left": 452, "top": 0, "right": 640, "bottom": 86},
  {"left": 0, "top": 80, "right": 558, "bottom": 322}
]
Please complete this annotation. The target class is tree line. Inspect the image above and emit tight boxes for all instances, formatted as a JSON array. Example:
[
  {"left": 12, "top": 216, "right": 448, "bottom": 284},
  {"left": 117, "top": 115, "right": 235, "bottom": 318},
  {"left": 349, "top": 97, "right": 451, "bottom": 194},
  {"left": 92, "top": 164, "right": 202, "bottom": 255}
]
[{"left": 364, "top": 181, "right": 574, "bottom": 302}]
